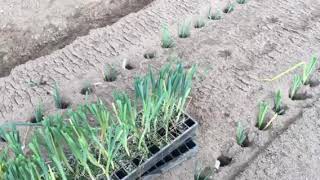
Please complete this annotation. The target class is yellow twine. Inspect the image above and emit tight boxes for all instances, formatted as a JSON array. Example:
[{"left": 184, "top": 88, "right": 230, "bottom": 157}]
[{"left": 259, "top": 61, "right": 306, "bottom": 82}]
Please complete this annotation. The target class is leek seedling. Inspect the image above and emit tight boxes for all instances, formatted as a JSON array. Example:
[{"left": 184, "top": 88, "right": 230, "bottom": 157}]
[
  {"left": 236, "top": 122, "right": 247, "bottom": 146},
  {"left": 104, "top": 64, "right": 117, "bottom": 82},
  {"left": 178, "top": 20, "right": 191, "bottom": 38},
  {"left": 161, "top": 25, "right": 174, "bottom": 48},
  {"left": 112, "top": 91, "right": 137, "bottom": 155},
  {"left": 33, "top": 104, "right": 44, "bottom": 123},
  {"left": 223, "top": 3, "right": 235, "bottom": 13},
  {"left": 302, "top": 56, "right": 317, "bottom": 85},
  {"left": 194, "top": 16, "right": 206, "bottom": 28},
  {"left": 289, "top": 75, "right": 302, "bottom": 100},
  {"left": 208, "top": 8, "right": 222, "bottom": 20},
  {"left": 257, "top": 101, "right": 268, "bottom": 130},
  {"left": 53, "top": 83, "right": 62, "bottom": 109},
  {"left": 237, "top": 0, "right": 247, "bottom": 4},
  {"left": 274, "top": 90, "right": 282, "bottom": 114}
]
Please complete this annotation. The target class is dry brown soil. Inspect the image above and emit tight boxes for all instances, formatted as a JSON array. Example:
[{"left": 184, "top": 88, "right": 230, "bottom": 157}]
[
  {"left": 0, "top": 0, "right": 153, "bottom": 77},
  {"left": 0, "top": 0, "right": 320, "bottom": 179}
]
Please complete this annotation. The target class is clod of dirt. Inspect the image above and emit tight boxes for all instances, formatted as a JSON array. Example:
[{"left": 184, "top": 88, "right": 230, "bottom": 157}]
[
  {"left": 217, "top": 155, "right": 232, "bottom": 167},
  {"left": 144, "top": 50, "right": 156, "bottom": 59}
]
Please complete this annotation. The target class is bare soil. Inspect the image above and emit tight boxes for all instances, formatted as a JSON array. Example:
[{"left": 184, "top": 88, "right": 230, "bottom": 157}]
[
  {"left": 0, "top": 0, "right": 153, "bottom": 77},
  {"left": 1, "top": 0, "right": 320, "bottom": 179}
]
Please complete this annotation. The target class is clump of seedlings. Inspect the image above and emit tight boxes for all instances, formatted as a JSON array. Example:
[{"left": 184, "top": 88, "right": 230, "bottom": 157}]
[
  {"left": 289, "top": 74, "right": 302, "bottom": 100},
  {"left": 208, "top": 8, "right": 222, "bottom": 20},
  {"left": 236, "top": 0, "right": 247, "bottom": 4},
  {"left": 53, "top": 83, "right": 69, "bottom": 109},
  {"left": 273, "top": 90, "right": 285, "bottom": 115},
  {"left": 236, "top": 122, "right": 248, "bottom": 147},
  {"left": 302, "top": 56, "right": 317, "bottom": 85},
  {"left": 31, "top": 104, "right": 44, "bottom": 123},
  {"left": 161, "top": 25, "right": 175, "bottom": 48},
  {"left": 178, "top": 20, "right": 191, "bottom": 38},
  {"left": 104, "top": 64, "right": 117, "bottom": 82},
  {"left": 223, "top": 3, "right": 235, "bottom": 13},
  {"left": 0, "top": 63, "right": 197, "bottom": 180},
  {"left": 257, "top": 101, "right": 269, "bottom": 130},
  {"left": 194, "top": 16, "right": 206, "bottom": 28}
]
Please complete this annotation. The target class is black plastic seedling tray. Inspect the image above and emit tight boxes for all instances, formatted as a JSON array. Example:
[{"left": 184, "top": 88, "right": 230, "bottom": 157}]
[
  {"left": 141, "top": 138, "right": 198, "bottom": 180},
  {"left": 111, "top": 114, "right": 198, "bottom": 180}
]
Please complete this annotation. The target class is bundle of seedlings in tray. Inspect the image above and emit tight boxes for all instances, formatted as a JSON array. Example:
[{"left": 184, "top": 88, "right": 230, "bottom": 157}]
[{"left": 0, "top": 63, "right": 198, "bottom": 180}]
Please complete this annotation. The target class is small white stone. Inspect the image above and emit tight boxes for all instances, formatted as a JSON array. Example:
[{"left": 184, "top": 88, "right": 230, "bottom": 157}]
[{"left": 215, "top": 160, "right": 221, "bottom": 170}]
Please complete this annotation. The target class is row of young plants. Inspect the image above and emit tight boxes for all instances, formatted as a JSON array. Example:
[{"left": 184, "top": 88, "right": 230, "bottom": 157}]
[
  {"left": 159, "top": 0, "right": 248, "bottom": 51},
  {"left": 0, "top": 63, "right": 196, "bottom": 180},
  {"left": 236, "top": 56, "right": 318, "bottom": 147}
]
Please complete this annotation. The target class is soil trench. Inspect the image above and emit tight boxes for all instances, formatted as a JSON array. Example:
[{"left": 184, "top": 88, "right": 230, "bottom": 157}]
[{"left": 0, "top": 0, "right": 153, "bottom": 77}]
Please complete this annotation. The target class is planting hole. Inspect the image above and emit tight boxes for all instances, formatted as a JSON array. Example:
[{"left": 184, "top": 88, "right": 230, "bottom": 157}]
[
  {"left": 255, "top": 122, "right": 267, "bottom": 130},
  {"left": 289, "top": 93, "right": 312, "bottom": 101},
  {"left": 164, "top": 155, "right": 174, "bottom": 162},
  {"left": 241, "top": 136, "right": 251, "bottom": 147},
  {"left": 125, "top": 64, "right": 134, "bottom": 70},
  {"left": 309, "top": 80, "right": 320, "bottom": 87},
  {"left": 223, "top": 4, "right": 234, "bottom": 14},
  {"left": 171, "top": 149, "right": 181, "bottom": 157},
  {"left": 59, "top": 101, "right": 70, "bottom": 109},
  {"left": 123, "top": 59, "right": 135, "bottom": 70},
  {"left": 148, "top": 145, "right": 160, "bottom": 154},
  {"left": 80, "top": 86, "right": 93, "bottom": 95},
  {"left": 30, "top": 116, "right": 44, "bottom": 123},
  {"left": 115, "top": 168, "right": 127, "bottom": 179},
  {"left": 217, "top": 155, "right": 232, "bottom": 167},
  {"left": 185, "top": 118, "right": 195, "bottom": 127},
  {"left": 144, "top": 50, "right": 156, "bottom": 59}
]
